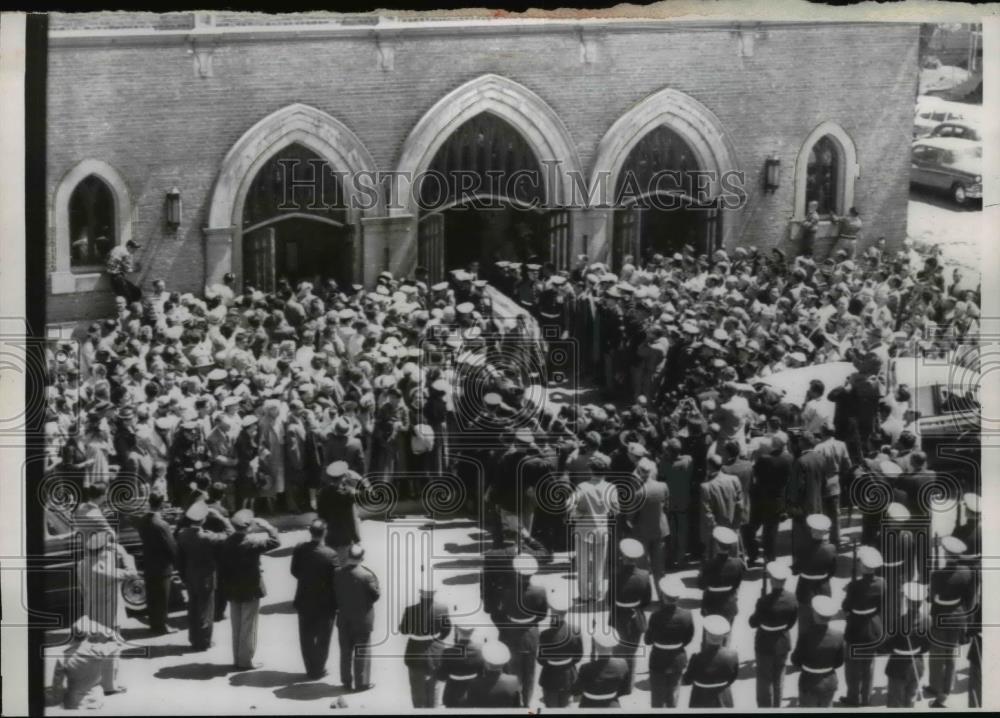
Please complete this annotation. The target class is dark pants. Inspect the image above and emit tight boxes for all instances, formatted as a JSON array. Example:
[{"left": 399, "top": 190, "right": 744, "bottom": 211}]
[
  {"left": 844, "top": 653, "right": 874, "bottom": 705},
  {"left": 615, "top": 643, "right": 638, "bottom": 695},
  {"left": 969, "top": 636, "right": 981, "bottom": 708},
  {"left": 407, "top": 667, "right": 437, "bottom": 708},
  {"left": 298, "top": 612, "right": 335, "bottom": 679},
  {"left": 109, "top": 273, "right": 141, "bottom": 302},
  {"left": 338, "top": 621, "right": 371, "bottom": 690},
  {"left": 640, "top": 536, "right": 666, "bottom": 585},
  {"left": 507, "top": 648, "right": 537, "bottom": 706},
  {"left": 928, "top": 646, "right": 958, "bottom": 701},
  {"left": 144, "top": 574, "right": 171, "bottom": 631},
  {"left": 756, "top": 651, "right": 787, "bottom": 707},
  {"left": 649, "top": 669, "right": 683, "bottom": 708},
  {"left": 542, "top": 687, "right": 571, "bottom": 708},
  {"left": 823, "top": 495, "right": 841, "bottom": 546},
  {"left": 186, "top": 584, "right": 215, "bottom": 649},
  {"left": 666, "top": 511, "right": 689, "bottom": 566},
  {"left": 214, "top": 584, "right": 227, "bottom": 621},
  {"left": 799, "top": 674, "right": 837, "bottom": 707},
  {"left": 742, "top": 514, "right": 779, "bottom": 563},
  {"left": 887, "top": 674, "right": 919, "bottom": 707}
]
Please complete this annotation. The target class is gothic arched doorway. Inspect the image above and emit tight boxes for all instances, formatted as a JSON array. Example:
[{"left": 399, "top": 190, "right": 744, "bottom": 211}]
[
  {"left": 611, "top": 125, "right": 720, "bottom": 271},
  {"left": 416, "top": 112, "right": 571, "bottom": 286},
  {"left": 241, "top": 143, "right": 354, "bottom": 291}
]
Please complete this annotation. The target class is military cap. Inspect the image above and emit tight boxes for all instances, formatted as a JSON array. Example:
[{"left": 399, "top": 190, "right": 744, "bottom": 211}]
[
  {"left": 483, "top": 640, "right": 511, "bottom": 667},
  {"left": 431, "top": 379, "right": 450, "bottom": 394},
  {"left": 515, "top": 428, "right": 534, "bottom": 445},
  {"left": 326, "top": 460, "right": 349, "bottom": 478},
  {"left": 619, "top": 538, "right": 644, "bottom": 560},
  {"left": 903, "top": 582, "right": 927, "bottom": 603},
  {"left": 241, "top": 415, "right": 258, "bottom": 428},
  {"left": 348, "top": 544, "right": 365, "bottom": 562},
  {"left": 858, "top": 545, "right": 883, "bottom": 571},
  {"left": 806, "top": 514, "right": 832, "bottom": 533},
  {"left": 811, "top": 595, "right": 838, "bottom": 619},
  {"left": 513, "top": 553, "right": 538, "bottom": 576},
  {"left": 185, "top": 501, "right": 209, "bottom": 523},
  {"left": 456, "top": 302, "right": 475, "bottom": 315},
  {"left": 940, "top": 535, "right": 967, "bottom": 556},
  {"left": 964, "top": 493, "right": 981, "bottom": 514},
  {"left": 767, "top": 562, "right": 791, "bottom": 581},
  {"left": 712, "top": 526, "right": 738, "bottom": 546},
  {"left": 231, "top": 509, "right": 254, "bottom": 529},
  {"left": 658, "top": 575, "right": 683, "bottom": 599},
  {"left": 593, "top": 629, "right": 620, "bottom": 650},
  {"left": 547, "top": 587, "right": 571, "bottom": 614},
  {"left": 886, "top": 502, "right": 910, "bottom": 520},
  {"left": 526, "top": 263, "right": 541, "bottom": 271},
  {"left": 207, "top": 368, "right": 227, "bottom": 382},
  {"left": 626, "top": 442, "right": 648, "bottom": 459},
  {"left": 483, "top": 392, "right": 502, "bottom": 407},
  {"left": 703, "top": 615, "right": 731, "bottom": 638}
]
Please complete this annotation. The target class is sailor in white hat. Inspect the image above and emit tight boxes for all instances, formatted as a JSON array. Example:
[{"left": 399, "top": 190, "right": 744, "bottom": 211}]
[
  {"left": 609, "top": 538, "right": 651, "bottom": 694},
  {"left": 839, "top": 545, "right": 884, "bottom": 706},
  {"left": 884, "top": 581, "right": 930, "bottom": 707},
  {"left": 792, "top": 595, "right": 844, "bottom": 707},
  {"left": 576, "top": 628, "right": 627, "bottom": 708},
  {"left": 747, "top": 561, "right": 796, "bottom": 707},
  {"left": 645, "top": 576, "right": 694, "bottom": 708},
  {"left": 698, "top": 527, "right": 741, "bottom": 645},
  {"left": 437, "top": 606, "right": 484, "bottom": 708},
  {"left": 465, "top": 641, "right": 520, "bottom": 708},
  {"left": 496, "top": 552, "right": 547, "bottom": 707},
  {"left": 536, "top": 585, "right": 582, "bottom": 708},
  {"left": 796, "top": 514, "right": 837, "bottom": 635},
  {"left": 685, "top": 614, "right": 738, "bottom": 708},
  {"left": 926, "top": 534, "right": 974, "bottom": 707}
]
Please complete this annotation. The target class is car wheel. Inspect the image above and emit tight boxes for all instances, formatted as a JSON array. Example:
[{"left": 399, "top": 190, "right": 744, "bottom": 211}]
[
  {"left": 121, "top": 575, "right": 147, "bottom": 613},
  {"left": 952, "top": 183, "right": 968, "bottom": 205}
]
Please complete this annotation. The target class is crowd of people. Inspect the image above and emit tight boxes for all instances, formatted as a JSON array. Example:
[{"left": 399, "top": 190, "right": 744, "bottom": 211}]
[{"left": 43, "top": 230, "right": 982, "bottom": 709}]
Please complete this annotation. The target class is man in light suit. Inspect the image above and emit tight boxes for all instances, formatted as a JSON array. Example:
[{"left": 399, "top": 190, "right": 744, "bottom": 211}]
[
  {"left": 630, "top": 457, "right": 669, "bottom": 585},
  {"left": 699, "top": 455, "right": 745, "bottom": 560}
]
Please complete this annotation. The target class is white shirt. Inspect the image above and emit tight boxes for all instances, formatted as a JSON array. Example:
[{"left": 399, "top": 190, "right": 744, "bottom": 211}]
[{"left": 801, "top": 397, "right": 836, "bottom": 435}]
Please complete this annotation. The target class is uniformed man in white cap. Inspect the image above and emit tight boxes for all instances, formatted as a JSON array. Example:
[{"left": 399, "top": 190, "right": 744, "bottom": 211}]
[
  {"left": 926, "top": 534, "right": 974, "bottom": 708},
  {"left": 176, "top": 500, "right": 233, "bottom": 651},
  {"left": 496, "top": 553, "right": 548, "bottom": 707},
  {"left": 839, "top": 545, "right": 885, "bottom": 706},
  {"left": 399, "top": 576, "right": 451, "bottom": 707},
  {"left": 748, "top": 561, "right": 797, "bottom": 707},
  {"left": 698, "top": 527, "right": 743, "bottom": 645},
  {"left": 882, "top": 502, "right": 916, "bottom": 625},
  {"left": 644, "top": 575, "right": 694, "bottom": 708},
  {"left": 573, "top": 627, "right": 629, "bottom": 707},
  {"left": 794, "top": 513, "right": 836, "bottom": 634},
  {"left": 791, "top": 595, "right": 844, "bottom": 707},
  {"left": 682, "top": 614, "right": 738, "bottom": 708},
  {"left": 537, "top": 585, "right": 583, "bottom": 707},
  {"left": 885, "top": 582, "right": 930, "bottom": 707},
  {"left": 466, "top": 640, "right": 521, "bottom": 708},
  {"left": 957, "top": 492, "right": 982, "bottom": 708},
  {"left": 437, "top": 610, "right": 483, "bottom": 708},
  {"left": 608, "top": 538, "right": 651, "bottom": 694}
]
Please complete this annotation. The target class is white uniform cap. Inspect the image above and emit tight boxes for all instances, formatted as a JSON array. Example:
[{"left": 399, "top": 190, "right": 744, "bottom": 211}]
[
  {"left": 811, "top": 595, "right": 838, "bottom": 619},
  {"left": 766, "top": 562, "right": 791, "bottom": 581},
  {"left": 941, "top": 535, "right": 967, "bottom": 555},
  {"left": 658, "top": 575, "right": 684, "bottom": 599},
  {"left": 879, "top": 461, "right": 902, "bottom": 476},
  {"left": 512, "top": 553, "right": 538, "bottom": 576},
  {"left": 806, "top": 514, "right": 832, "bottom": 533},
  {"left": 703, "top": 614, "right": 731, "bottom": 637},
  {"left": 326, "top": 460, "right": 349, "bottom": 478},
  {"left": 886, "top": 502, "right": 910, "bottom": 520},
  {"left": 547, "top": 588, "right": 571, "bottom": 614},
  {"left": 456, "top": 302, "right": 475, "bottom": 315},
  {"left": 620, "top": 538, "right": 644, "bottom": 560},
  {"left": 482, "top": 640, "right": 511, "bottom": 667},
  {"left": 858, "top": 545, "right": 883, "bottom": 571},
  {"left": 712, "top": 526, "right": 738, "bottom": 546},
  {"left": 963, "top": 493, "right": 981, "bottom": 514},
  {"left": 903, "top": 582, "right": 928, "bottom": 603},
  {"left": 592, "top": 629, "right": 620, "bottom": 650}
]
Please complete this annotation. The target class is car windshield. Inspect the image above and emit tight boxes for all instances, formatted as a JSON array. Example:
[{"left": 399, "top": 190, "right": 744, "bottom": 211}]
[{"left": 942, "top": 145, "right": 982, "bottom": 164}]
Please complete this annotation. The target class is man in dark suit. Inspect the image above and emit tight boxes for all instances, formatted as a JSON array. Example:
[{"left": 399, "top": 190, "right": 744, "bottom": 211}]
[
  {"left": 537, "top": 587, "right": 582, "bottom": 708},
  {"left": 317, "top": 461, "right": 368, "bottom": 563},
  {"left": 659, "top": 439, "right": 693, "bottom": 568},
  {"left": 322, "top": 417, "right": 366, "bottom": 477},
  {"left": 699, "top": 455, "right": 745, "bottom": 560},
  {"left": 466, "top": 641, "right": 521, "bottom": 708},
  {"left": 291, "top": 519, "right": 340, "bottom": 680},
  {"left": 743, "top": 435, "right": 792, "bottom": 565},
  {"left": 334, "top": 544, "right": 380, "bottom": 692},
  {"left": 136, "top": 492, "right": 178, "bottom": 635},
  {"left": 175, "top": 500, "right": 233, "bottom": 650},
  {"left": 219, "top": 509, "right": 280, "bottom": 670},
  {"left": 786, "top": 432, "right": 828, "bottom": 564}
]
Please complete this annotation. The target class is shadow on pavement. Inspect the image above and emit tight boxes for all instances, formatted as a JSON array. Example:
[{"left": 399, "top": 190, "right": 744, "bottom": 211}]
[
  {"left": 154, "top": 662, "right": 234, "bottom": 681},
  {"left": 230, "top": 669, "right": 304, "bottom": 688},
  {"left": 273, "top": 681, "right": 351, "bottom": 701},
  {"left": 260, "top": 600, "right": 295, "bottom": 616},
  {"left": 265, "top": 545, "right": 296, "bottom": 560},
  {"left": 737, "top": 659, "right": 757, "bottom": 681},
  {"left": 121, "top": 643, "right": 193, "bottom": 660},
  {"left": 442, "top": 541, "right": 488, "bottom": 554},
  {"left": 441, "top": 572, "right": 480, "bottom": 586}
]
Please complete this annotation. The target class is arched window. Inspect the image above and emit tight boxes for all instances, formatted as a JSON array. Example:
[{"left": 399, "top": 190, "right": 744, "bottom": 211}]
[
  {"left": 68, "top": 175, "right": 116, "bottom": 270},
  {"left": 805, "top": 135, "right": 841, "bottom": 215}
]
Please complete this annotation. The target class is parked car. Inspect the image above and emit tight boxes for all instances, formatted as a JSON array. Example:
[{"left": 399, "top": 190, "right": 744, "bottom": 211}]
[
  {"left": 40, "top": 502, "right": 187, "bottom": 629},
  {"left": 913, "top": 97, "right": 979, "bottom": 139},
  {"left": 910, "top": 138, "right": 982, "bottom": 206},
  {"left": 929, "top": 120, "right": 982, "bottom": 142}
]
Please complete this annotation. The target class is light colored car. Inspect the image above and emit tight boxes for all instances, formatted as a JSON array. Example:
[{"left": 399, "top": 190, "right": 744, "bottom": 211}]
[
  {"left": 910, "top": 137, "right": 982, "bottom": 205},
  {"left": 929, "top": 120, "right": 982, "bottom": 142},
  {"left": 913, "top": 97, "right": 979, "bottom": 139}
]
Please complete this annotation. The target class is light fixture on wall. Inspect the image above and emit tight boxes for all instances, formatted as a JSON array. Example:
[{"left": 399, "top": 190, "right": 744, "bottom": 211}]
[
  {"left": 165, "top": 187, "right": 182, "bottom": 230},
  {"left": 764, "top": 154, "right": 781, "bottom": 193}
]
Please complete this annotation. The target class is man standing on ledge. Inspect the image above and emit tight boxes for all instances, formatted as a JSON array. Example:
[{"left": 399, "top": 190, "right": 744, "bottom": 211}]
[{"left": 105, "top": 238, "right": 143, "bottom": 303}]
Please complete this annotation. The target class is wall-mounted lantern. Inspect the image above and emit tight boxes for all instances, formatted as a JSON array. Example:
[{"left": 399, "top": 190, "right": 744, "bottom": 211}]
[
  {"left": 764, "top": 155, "right": 781, "bottom": 193},
  {"left": 165, "top": 187, "right": 182, "bottom": 230}
]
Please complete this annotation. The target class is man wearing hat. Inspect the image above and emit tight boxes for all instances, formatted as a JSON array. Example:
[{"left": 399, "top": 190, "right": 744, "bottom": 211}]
[
  {"left": 682, "top": 614, "right": 738, "bottom": 708},
  {"left": 176, "top": 499, "right": 233, "bottom": 649},
  {"left": 399, "top": 578, "right": 451, "bottom": 707},
  {"left": 496, "top": 553, "right": 548, "bottom": 707},
  {"left": 794, "top": 514, "right": 836, "bottom": 635},
  {"left": 105, "top": 238, "right": 143, "bottom": 303},
  {"left": 839, "top": 545, "right": 885, "bottom": 706},
  {"left": 791, "top": 595, "right": 844, "bottom": 707},
  {"left": 698, "top": 527, "right": 743, "bottom": 644},
  {"left": 926, "top": 535, "right": 974, "bottom": 708},
  {"left": 135, "top": 492, "right": 179, "bottom": 636},
  {"left": 466, "top": 640, "right": 521, "bottom": 708},
  {"left": 534, "top": 585, "right": 582, "bottom": 708},
  {"left": 322, "top": 416, "right": 366, "bottom": 477},
  {"left": 748, "top": 561, "right": 797, "bottom": 707},
  {"left": 744, "top": 434, "right": 793, "bottom": 566},
  {"left": 607, "top": 538, "right": 651, "bottom": 694},
  {"left": 699, "top": 455, "right": 745, "bottom": 561},
  {"left": 880, "top": 502, "right": 916, "bottom": 623},
  {"left": 290, "top": 519, "right": 341, "bottom": 680},
  {"left": 573, "top": 628, "right": 629, "bottom": 707},
  {"left": 317, "top": 461, "right": 368, "bottom": 563},
  {"left": 644, "top": 576, "right": 694, "bottom": 708},
  {"left": 334, "top": 544, "right": 380, "bottom": 692},
  {"left": 885, "top": 582, "right": 930, "bottom": 707},
  {"left": 218, "top": 509, "right": 280, "bottom": 670},
  {"left": 437, "top": 611, "right": 485, "bottom": 708}
]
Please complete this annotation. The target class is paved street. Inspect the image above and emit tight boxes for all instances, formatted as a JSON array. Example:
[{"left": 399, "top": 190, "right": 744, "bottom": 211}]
[
  {"left": 44, "top": 502, "right": 970, "bottom": 713},
  {"left": 907, "top": 191, "right": 984, "bottom": 290}
]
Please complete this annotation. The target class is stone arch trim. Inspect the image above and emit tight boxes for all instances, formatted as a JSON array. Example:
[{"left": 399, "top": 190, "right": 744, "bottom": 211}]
[
  {"left": 793, "top": 120, "right": 858, "bottom": 220},
  {"left": 392, "top": 74, "right": 583, "bottom": 216},
  {"left": 589, "top": 88, "right": 740, "bottom": 208},
  {"left": 208, "top": 103, "right": 381, "bottom": 228},
  {"left": 51, "top": 159, "right": 134, "bottom": 294}
]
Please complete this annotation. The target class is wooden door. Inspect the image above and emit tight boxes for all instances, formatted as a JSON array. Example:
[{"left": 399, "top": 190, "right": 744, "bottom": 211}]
[
  {"left": 419, "top": 213, "right": 445, "bottom": 285},
  {"left": 546, "top": 209, "right": 571, "bottom": 270},
  {"left": 612, "top": 205, "right": 641, "bottom": 272},
  {"left": 244, "top": 227, "right": 275, "bottom": 294}
]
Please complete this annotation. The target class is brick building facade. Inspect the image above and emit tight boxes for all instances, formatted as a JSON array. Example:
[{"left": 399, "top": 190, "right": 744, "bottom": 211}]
[{"left": 46, "top": 13, "right": 919, "bottom": 325}]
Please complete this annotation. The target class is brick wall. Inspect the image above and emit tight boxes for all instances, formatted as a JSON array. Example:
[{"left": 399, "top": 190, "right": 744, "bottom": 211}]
[{"left": 46, "top": 21, "right": 918, "bottom": 324}]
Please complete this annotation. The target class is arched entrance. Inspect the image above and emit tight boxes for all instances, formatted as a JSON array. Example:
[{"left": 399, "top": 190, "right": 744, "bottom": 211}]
[
  {"left": 610, "top": 125, "right": 720, "bottom": 269},
  {"left": 241, "top": 143, "right": 353, "bottom": 291},
  {"left": 416, "top": 112, "right": 569, "bottom": 285}
]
